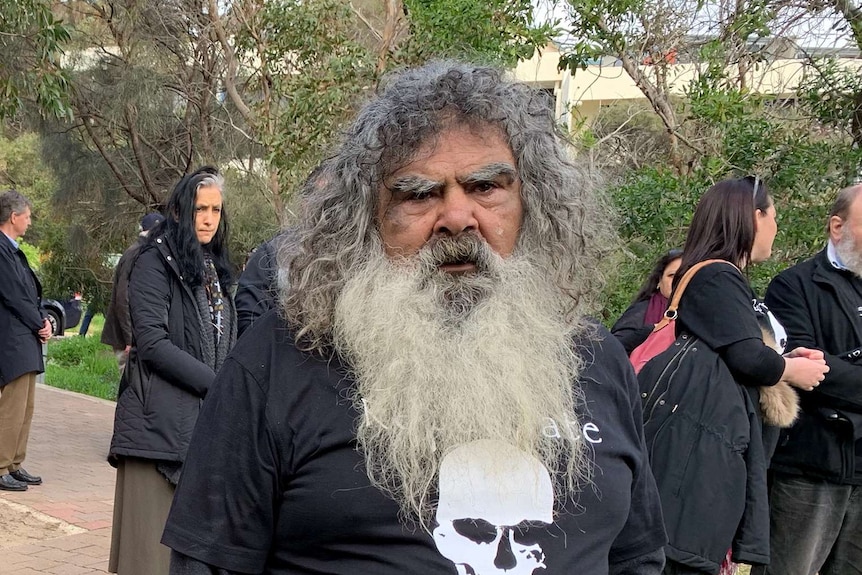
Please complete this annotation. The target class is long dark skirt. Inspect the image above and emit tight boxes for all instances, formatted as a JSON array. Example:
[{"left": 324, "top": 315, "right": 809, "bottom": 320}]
[{"left": 109, "top": 458, "right": 174, "bottom": 575}]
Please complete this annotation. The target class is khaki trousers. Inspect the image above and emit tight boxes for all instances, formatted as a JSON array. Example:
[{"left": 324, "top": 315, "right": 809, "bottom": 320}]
[{"left": 0, "top": 372, "right": 37, "bottom": 475}]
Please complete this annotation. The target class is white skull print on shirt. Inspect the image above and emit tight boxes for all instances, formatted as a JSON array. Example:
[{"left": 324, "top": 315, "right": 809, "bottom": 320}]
[{"left": 432, "top": 440, "right": 554, "bottom": 575}]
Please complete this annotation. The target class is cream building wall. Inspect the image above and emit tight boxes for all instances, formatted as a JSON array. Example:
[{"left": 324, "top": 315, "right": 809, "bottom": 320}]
[{"left": 514, "top": 45, "right": 862, "bottom": 131}]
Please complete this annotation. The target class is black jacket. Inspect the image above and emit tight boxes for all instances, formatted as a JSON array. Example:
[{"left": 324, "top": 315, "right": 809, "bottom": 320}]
[
  {"left": 638, "top": 263, "right": 774, "bottom": 573},
  {"left": 0, "top": 234, "right": 44, "bottom": 386},
  {"left": 639, "top": 333, "right": 768, "bottom": 574},
  {"left": 611, "top": 299, "right": 653, "bottom": 354},
  {"left": 101, "top": 235, "right": 147, "bottom": 351},
  {"left": 236, "top": 237, "right": 278, "bottom": 338},
  {"left": 765, "top": 248, "right": 862, "bottom": 483},
  {"left": 109, "top": 234, "right": 234, "bottom": 463}
]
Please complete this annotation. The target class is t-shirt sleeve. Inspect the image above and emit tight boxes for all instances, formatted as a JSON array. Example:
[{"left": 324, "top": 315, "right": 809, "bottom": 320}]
[
  {"left": 162, "top": 356, "right": 286, "bottom": 573},
  {"left": 721, "top": 338, "right": 784, "bottom": 387},
  {"left": 170, "top": 551, "right": 237, "bottom": 575},
  {"left": 677, "top": 265, "right": 762, "bottom": 350},
  {"left": 609, "top": 547, "right": 666, "bottom": 575}
]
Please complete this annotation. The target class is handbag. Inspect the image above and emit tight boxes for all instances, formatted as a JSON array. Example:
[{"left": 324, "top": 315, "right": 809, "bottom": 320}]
[{"left": 629, "top": 259, "right": 725, "bottom": 374}]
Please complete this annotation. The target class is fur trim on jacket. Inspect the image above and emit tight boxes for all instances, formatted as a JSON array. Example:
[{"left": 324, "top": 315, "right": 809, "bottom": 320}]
[{"left": 759, "top": 381, "right": 799, "bottom": 428}]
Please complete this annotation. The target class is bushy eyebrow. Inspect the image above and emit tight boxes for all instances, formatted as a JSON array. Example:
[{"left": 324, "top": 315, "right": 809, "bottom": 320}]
[
  {"left": 387, "top": 162, "right": 518, "bottom": 197},
  {"left": 458, "top": 162, "right": 518, "bottom": 186},
  {"left": 387, "top": 175, "right": 441, "bottom": 197}
]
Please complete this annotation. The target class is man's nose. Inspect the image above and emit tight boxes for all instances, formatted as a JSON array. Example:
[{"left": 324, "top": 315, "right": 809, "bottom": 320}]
[{"left": 433, "top": 188, "right": 478, "bottom": 238}]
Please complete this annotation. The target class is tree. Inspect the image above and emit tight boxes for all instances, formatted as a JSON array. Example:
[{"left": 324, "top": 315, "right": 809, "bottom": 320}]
[
  {"left": 796, "top": 42, "right": 862, "bottom": 152},
  {"left": 398, "top": 0, "right": 556, "bottom": 66},
  {"left": 48, "top": 0, "right": 244, "bottom": 211},
  {"left": 559, "top": 0, "right": 702, "bottom": 172},
  {"left": 559, "top": 0, "right": 862, "bottom": 172},
  {"left": 0, "top": 0, "right": 71, "bottom": 119},
  {"left": 0, "top": 128, "right": 112, "bottom": 308},
  {"left": 22, "top": 0, "right": 557, "bottom": 294},
  {"left": 208, "top": 0, "right": 558, "bottom": 222},
  {"left": 209, "top": 0, "right": 377, "bottom": 224},
  {"left": 41, "top": 0, "right": 559, "bottom": 227}
]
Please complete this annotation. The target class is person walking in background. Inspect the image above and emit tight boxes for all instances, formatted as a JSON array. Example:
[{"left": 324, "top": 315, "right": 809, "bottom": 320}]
[
  {"left": 757, "top": 183, "right": 862, "bottom": 575},
  {"left": 640, "top": 176, "right": 828, "bottom": 575},
  {"left": 612, "top": 248, "right": 683, "bottom": 353},
  {"left": 78, "top": 307, "right": 95, "bottom": 336},
  {"left": 108, "top": 167, "right": 236, "bottom": 574},
  {"left": 101, "top": 212, "right": 165, "bottom": 372},
  {"left": 0, "top": 190, "right": 51, "bottom": 491}
]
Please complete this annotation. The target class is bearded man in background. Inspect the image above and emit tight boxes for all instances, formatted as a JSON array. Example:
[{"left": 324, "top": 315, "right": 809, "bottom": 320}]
[
  {"left": 759, "top": 183, "right": 862, "bottom": 575},
  {"left": 163, "top": 61, "right": 666, "bottom": 575}
]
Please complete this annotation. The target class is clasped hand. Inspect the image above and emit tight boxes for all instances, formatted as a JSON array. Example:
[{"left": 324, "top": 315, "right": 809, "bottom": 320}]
[{"left": 783, "top": 347, "right": 829, "bottom": 392}]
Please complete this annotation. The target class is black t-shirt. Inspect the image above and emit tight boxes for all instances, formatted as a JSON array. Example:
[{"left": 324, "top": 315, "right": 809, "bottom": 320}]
[
  {"left": 677, "top": 263, "right": 762, "bottom": 349},
  {"left": 677, "top": 262, "right": 784, "bottom": 386},
  {"left": 162, "top": 312, "right": 666, "bottom": 574}
]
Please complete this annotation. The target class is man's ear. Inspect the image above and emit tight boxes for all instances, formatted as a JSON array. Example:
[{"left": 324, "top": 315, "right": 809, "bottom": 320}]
[{"left": 829, "top": 215, "right": 844, "bottom": 244}]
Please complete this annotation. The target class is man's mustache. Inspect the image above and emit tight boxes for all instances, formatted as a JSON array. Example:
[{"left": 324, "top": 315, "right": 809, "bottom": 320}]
[{"left": 417, "top": 235, "right": 494, "bottom": 273}]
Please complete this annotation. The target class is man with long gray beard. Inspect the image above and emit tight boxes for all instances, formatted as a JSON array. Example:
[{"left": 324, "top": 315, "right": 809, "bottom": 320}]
[
  {"left": 162, "top": 61, "right": 666, "bottom": 575},
  {"left": 758, "top": 183, "right": 862, "bottom": 575}
]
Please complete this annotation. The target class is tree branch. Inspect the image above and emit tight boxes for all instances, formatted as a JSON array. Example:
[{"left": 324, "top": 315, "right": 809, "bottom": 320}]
[
  {"left": 80, "top": 113, "right": 147, "bottom": 206},
  {"left": 377, "top": 0, "right": 402, "bottom": 74},
  {"left": 206, "top": 0, "right": 254, "bottom": 123},
  {"left": 122, "top": 103, "right": 160, "bottom": 205},
  {"left": 827, "top": 0, "right": 862, "bottom": 51},
  {"left": 350, "top": 2, "right": 383, "bottom": 41},
  {"left": 591, "top": 15, "right": 705, "bottom": 167}
]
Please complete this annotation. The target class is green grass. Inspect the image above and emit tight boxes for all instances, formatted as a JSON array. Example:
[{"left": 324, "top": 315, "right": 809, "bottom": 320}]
[{"left": 45, "top": 322, "right": 120, "bottom": 401}]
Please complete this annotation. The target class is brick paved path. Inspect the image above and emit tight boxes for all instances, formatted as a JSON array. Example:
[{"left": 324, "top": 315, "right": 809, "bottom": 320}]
[{"left": 1, "top": 385, "right": 116, "bottom": 574}]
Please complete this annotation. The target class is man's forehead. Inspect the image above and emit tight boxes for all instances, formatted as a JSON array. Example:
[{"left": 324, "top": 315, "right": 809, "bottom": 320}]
[
  {"left": 851, "top": 186, "right": 862, "bottom": 209},
  {"left": 385, "top": 126, "right": 516, "bottom": 180},
  {"left": 843, "top": 187, "right": 862, "bottom": 221}
]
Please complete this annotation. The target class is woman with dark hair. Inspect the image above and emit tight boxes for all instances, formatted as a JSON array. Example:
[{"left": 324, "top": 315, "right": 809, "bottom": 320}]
[
  {"left": 612, "top": 248, "right": 683, "bottom": 353},
  {"left": 108, "top": 166, "right": 236, "bottom": 574},
  {"left": 641, "top": 176, "right": 829, "bottom": 575}
]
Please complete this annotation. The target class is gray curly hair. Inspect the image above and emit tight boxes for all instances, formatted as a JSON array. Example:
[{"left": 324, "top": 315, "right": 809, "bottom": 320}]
[{"left": 279, "top": 61, "right": 612, "bottom": 350}]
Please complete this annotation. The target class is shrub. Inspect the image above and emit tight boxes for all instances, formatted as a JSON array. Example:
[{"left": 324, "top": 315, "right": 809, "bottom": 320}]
[{"left": 45, "top": 335, "right": 119, "bottom": 400}]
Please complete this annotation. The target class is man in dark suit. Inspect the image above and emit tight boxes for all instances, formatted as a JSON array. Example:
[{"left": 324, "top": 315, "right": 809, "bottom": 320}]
[
  {"left": 101, "top": 212, "right": 164, "bottom": 372},
  {"left": 0, "top": 189, "right": 51, "bottom": 491}
]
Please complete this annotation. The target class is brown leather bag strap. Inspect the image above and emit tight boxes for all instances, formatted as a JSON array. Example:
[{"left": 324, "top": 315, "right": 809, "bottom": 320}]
[{"left": 652, "top": 259, "right": 738, "bottom": 330}]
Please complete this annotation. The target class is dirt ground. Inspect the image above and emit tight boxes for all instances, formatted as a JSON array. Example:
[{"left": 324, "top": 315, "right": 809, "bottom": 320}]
[{"left": 0, "top": 498, "right": 84, "bottom": 549}]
